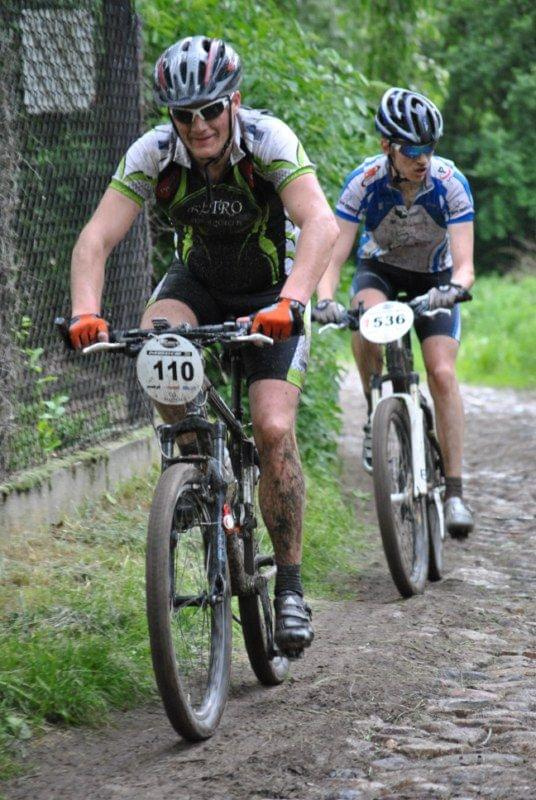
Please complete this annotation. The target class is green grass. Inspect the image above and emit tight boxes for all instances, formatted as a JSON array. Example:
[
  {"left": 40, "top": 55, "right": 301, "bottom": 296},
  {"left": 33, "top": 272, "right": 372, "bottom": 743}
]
[
  {"left": 302, "top": 467, "right": 365, "bottom": 596},
  {"left": 408, "top": 273, "right": 536, "bottom": 389},
  {"left": 456, "top": 273, "right": 536, "bottom": 388},
  {"left": 0, "top": 458, "right": 361, "bottom": 778},
  {"left": 0, "top": 473, "right": 157, "bottom": 778}
]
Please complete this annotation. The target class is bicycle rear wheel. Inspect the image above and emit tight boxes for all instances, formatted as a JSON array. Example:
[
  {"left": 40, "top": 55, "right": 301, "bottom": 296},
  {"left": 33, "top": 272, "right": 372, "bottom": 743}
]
[
  {"left": 146, "top": 463, "right": 232, "bottom": 741},
  {"left": 425, "top": 430, "right": 445, "bottom": 582},
  {"left": 238, "top": 531, "right": 289, "bottom": 685},
  {"left": 372, "top": 397, "right": 429, "bottom": 597}
]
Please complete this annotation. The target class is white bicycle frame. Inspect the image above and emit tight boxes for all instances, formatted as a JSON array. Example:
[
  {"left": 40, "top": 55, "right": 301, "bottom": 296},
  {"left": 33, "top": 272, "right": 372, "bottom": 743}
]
[
  {"left": 362, "top": 301, "right": 446, "bottom": 541},
  {"left": 370, "top": 384, "right": 427, "bottom": 497}
]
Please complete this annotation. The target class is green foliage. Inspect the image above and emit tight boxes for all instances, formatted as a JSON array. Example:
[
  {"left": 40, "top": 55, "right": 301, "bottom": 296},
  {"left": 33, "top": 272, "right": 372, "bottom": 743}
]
[
  {"left": 7, "top": 318, "right": 71, "bottom": 469},
  {"left": 297, "top": 330, "right": 346, "bottom": 471},
  {"left": 278, "top": 0, "right": 448, "bottom": 100},
  {"left": 437, "top": 1, "right": 536, "bottom": 264}
]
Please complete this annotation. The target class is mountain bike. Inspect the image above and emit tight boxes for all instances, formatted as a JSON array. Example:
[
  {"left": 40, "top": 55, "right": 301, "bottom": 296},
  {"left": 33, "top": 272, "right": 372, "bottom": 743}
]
[
  {"left": 56, "top": 317, "right": 289, "bottom": 741},
  {"left": 315, "top": 290, "right": 470, "bottom": 598}
]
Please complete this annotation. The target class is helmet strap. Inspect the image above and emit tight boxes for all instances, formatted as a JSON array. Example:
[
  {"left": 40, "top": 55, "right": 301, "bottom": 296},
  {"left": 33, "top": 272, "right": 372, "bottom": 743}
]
[
  {"left": 168, "top": 100, "right": 235, "bottom": 204},
  {"left": 387, "top": 148, "right": 409, "bottom": 186},
  {"left": 201, "top": 100, "right": 234, "bottom": 203}
]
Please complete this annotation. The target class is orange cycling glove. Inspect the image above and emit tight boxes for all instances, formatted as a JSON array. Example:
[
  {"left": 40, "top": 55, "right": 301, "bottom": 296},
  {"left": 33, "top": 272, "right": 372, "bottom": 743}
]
[
  {"left": 68, "top": 313, "right": 109, "bottom": 349},
  {"left": 251, "top": 297, "right": 305, "bottom": 340}
]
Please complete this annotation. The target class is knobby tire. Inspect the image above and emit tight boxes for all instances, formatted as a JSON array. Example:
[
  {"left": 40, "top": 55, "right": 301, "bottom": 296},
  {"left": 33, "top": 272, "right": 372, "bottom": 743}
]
[
  {"left": 146, "top": 463, "right": 232, "bottom": 741},
  {"left": 372, "top": 397, "right": 429, "bottom": 597},
  {"left": 238, "top": 531, "right": 289, "bottom": 685}
]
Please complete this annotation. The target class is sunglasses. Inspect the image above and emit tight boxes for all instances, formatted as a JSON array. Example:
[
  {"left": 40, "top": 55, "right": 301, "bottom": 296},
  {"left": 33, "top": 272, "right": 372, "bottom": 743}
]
[
  {"left": 170, "top": 96, "right": 231, "bottom": 125},
  {"left": 391, "top": 141, "right": 435, "bottom": 159}
]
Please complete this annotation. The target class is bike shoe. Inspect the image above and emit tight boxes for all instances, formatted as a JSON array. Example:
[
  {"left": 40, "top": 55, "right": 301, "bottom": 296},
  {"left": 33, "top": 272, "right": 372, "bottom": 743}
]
[
  {"left": 362, "top": 418, "right": 373, "bottom": 474},
  {"left": 445, "top": 496, "right": 474, "bottom": 539},
  {"left": 274, "top": 591, "right": 314, "bottom": 658}
]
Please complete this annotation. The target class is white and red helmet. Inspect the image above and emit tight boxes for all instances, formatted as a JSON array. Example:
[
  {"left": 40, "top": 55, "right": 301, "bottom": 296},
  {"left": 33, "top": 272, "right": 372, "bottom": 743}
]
[{"left": 153, "top": 36, "right": 242, "bottom": 107}]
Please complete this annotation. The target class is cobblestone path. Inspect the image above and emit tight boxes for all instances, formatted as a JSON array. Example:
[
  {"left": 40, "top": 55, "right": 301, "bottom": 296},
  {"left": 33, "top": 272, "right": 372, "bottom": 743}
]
[{"left": 321, "top": 376, "right": 536, "bottom": 800}]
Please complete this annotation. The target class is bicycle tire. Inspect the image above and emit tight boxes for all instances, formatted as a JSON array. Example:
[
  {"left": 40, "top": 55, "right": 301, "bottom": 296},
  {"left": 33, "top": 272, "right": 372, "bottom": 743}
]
[
  {"left": 425, "top": 431, "right": 445, "bottom": 582},
  {"left": 372, "top": 397, "right": 429, "bottom": 597},
  {"left": 146, "top": 463, "right": 232, "bottom": 741},
  {"left": 238, "top": 531, "right": 289, "bottom": 685}
]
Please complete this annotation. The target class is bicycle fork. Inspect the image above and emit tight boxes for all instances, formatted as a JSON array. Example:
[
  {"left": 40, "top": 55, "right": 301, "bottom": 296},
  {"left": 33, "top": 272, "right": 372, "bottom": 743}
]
[{"left": 371, "top": 373, "right": 428, "bottom": 498}]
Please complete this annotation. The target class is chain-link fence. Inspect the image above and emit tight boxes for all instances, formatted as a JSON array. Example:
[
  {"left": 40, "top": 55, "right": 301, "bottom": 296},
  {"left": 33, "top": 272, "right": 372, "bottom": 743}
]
[{"left": 0, "top": 0, "right": 152, "bottom": 480}]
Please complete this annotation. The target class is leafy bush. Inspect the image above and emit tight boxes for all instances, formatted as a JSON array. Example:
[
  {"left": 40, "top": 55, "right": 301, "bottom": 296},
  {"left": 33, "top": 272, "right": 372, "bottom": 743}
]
[{"left": 437, "top": 0, "right": 536, "bottom": 267}]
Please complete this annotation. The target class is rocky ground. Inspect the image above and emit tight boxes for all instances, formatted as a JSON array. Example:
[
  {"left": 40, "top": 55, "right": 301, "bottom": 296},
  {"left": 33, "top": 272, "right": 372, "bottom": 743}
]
[{"left": 2, "top": 370, "right": 536, "bottom": 800}]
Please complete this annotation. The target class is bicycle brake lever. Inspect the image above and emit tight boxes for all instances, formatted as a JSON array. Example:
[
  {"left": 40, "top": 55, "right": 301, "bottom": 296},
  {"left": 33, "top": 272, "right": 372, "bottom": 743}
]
[
  {"left": 81, "top": 342, "right": 126, "bottom": 354},
  {"left": 457, "top": 288, "right": 473, "bottom": 302},
  {"left": 234, "top": 333, "right": 274, "bottom": 346},
  {"left": 318, "top": 322, "right": 347, "bottom": 334},
  {"left": 421, "top": 308, "right": 452, "bottom": 318}
]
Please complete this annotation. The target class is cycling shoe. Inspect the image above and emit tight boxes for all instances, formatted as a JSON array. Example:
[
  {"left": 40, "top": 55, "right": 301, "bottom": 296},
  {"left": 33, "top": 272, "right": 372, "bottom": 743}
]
[
  {"left": 445, "top": 496, "right": 474, "bottom": 539},
  {"left": 274, "top": 591, "right": 314, "bottom": 658}
]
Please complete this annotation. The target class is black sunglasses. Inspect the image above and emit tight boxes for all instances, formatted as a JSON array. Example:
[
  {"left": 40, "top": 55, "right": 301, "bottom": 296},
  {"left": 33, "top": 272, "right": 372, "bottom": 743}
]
[{"left": 170, "top": 96, "right": 230, "bottom": 125}]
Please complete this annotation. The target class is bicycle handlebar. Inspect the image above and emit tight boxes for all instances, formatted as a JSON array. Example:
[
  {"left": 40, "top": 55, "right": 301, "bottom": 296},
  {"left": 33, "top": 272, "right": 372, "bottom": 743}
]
[
  {"left": 54, "top": 317, "right": 274, "bottom": 355},
  {"left": 314, "top": 287, "right": 472, "bottom": 333}
]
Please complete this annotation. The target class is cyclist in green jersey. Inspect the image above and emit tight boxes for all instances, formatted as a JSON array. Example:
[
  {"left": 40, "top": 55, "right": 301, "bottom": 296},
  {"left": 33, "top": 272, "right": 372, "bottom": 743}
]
[{"left": 68, "top": 36, "right": 338, "bottom": 656}]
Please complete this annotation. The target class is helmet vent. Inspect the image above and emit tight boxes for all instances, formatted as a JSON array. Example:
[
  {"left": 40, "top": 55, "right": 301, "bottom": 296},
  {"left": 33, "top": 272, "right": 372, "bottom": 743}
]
[{"left": 153, "top": 36, "right": 242, "bottom": 107}]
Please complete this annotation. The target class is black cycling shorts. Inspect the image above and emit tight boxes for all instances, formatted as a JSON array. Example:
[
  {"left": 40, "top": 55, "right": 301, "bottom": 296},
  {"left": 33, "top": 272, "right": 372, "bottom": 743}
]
[
  {"left": 351, "top": 259, "right": 461, "bottom": 342},
  {"left": 146, "top": 261, "right": 310, "bottom": 390}
]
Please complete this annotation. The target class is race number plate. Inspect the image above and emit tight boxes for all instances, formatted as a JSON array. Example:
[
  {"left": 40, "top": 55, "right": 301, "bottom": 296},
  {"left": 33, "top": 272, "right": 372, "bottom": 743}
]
[
  {"left": 359, "top": 301, "right": 414, "bottom": 344},
  {"left": 136, "top": 334, "right": 204, "bottom": 405}
]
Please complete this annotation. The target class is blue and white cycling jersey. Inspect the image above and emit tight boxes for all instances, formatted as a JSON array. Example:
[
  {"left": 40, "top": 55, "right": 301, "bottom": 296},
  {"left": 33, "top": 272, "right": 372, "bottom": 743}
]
[{"left": 336, "top": 154, "right": 474, "bottom": 273}]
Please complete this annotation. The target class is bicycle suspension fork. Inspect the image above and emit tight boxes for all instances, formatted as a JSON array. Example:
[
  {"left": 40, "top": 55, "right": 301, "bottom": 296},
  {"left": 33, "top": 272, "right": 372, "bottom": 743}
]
[{"left": 209, "top": 420, "right": 229, "bottom": 604}]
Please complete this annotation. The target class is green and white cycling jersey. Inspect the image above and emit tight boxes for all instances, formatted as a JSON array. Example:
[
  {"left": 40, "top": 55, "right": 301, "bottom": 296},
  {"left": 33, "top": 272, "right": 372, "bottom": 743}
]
[{"left": 110, "top": 108, "right": 315, "bottom": 294}]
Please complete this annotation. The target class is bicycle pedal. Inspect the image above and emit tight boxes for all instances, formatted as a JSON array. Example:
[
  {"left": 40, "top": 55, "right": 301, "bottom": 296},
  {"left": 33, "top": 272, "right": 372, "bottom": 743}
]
[
  {"left": 283, "top": 648, "right": 305, "bottom": 661},
  {"left": 449, "top": 528, "right": 470, "bottom": 541}
]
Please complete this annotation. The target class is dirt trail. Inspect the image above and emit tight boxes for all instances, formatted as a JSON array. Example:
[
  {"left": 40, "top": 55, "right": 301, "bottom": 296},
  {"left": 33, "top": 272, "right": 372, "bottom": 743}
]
[{"left": 3, "top": 369, "right": 536, "bottom": 800}]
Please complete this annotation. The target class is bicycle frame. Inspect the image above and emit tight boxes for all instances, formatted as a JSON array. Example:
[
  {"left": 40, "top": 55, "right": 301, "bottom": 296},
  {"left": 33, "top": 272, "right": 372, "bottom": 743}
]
[
  {"left": 155, "top": 344, "right": 268, "bottom": 602},
  {"left": 370, "top": 335, "right": 428, "bottom": 498}
]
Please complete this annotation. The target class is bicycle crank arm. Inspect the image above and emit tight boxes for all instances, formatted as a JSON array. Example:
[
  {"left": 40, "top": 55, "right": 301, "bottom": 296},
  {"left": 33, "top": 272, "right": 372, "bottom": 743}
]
[{"left": 173, "top": 593, "right": 207, "bottom": 609}]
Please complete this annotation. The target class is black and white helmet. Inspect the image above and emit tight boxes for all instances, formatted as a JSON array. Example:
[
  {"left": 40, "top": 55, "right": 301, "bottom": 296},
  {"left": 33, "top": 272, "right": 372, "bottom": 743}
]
[
  {"left": 375, "top": 87, "right": 443, "bottom": 144},
  {"left": 153, "top": 36, "right": 242, "bottom": 107}
]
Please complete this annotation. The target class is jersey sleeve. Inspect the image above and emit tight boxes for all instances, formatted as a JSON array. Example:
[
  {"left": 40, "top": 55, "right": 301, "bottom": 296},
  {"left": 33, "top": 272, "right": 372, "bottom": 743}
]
[
  {"left": 249, "top": 116, "right": 315, "bottom": 192},
  {"left": 109, "top": 129, "right": 162, "bottom": 206},
  {"left": 446, "top": 168, "right": 475, "bottom": 224},
  {"left": 335, "top": 168, "right": 366, "bottom": 223}
]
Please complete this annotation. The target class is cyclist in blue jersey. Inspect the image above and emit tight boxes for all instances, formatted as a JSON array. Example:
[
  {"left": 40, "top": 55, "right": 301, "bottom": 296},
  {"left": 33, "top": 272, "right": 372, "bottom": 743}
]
[
  {"left": 68, "top": 36, "right": 339, "bottom": 655},
  {"left": 314, "top": 87, "right": 474, "bottom": 537}
]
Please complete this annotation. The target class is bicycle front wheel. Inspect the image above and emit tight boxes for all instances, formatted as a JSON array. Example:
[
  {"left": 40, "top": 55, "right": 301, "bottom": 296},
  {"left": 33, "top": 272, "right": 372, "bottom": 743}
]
[
  {"left": 146, "top": 464, "right": 232, "bottom": 741},
  {"left": 372, "top": 398, "right": 429, "bottom": 597}
]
